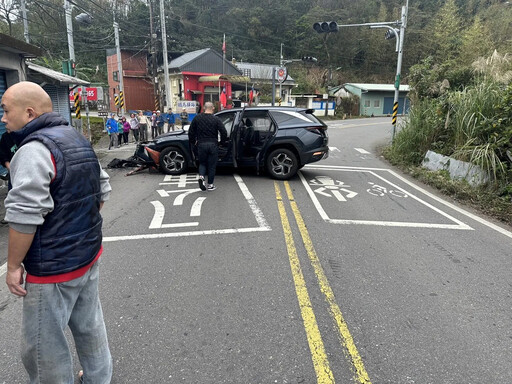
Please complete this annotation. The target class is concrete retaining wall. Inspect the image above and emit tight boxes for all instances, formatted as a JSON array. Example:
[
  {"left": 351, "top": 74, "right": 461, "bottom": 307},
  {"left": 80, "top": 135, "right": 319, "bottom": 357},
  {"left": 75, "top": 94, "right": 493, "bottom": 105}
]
[{"left": 422, "top": 150, "right": 489, "bottom": 186}]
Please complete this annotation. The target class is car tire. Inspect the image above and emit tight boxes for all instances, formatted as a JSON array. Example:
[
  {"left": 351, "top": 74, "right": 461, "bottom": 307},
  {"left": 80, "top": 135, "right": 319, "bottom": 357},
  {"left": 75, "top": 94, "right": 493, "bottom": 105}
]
[
  {"left": 266, "top": 148, "right": 298, "bottom": 180},
  {"left": 159, "top": 146, "right": 188, "bottom": 175}
]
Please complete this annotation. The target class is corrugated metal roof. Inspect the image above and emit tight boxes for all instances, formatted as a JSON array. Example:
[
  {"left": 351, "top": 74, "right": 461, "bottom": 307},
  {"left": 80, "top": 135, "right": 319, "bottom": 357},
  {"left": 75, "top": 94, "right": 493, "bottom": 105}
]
[
  {"left": 27, "top": 63, "right": 89, "bottom": 86},
  {"left": 169, "top": 48, "right": 241, "bottom": 75},
  {"left": 344, "top": 83, "right": 409, "bottom": 92},
  {"left": 170, "top": 48, "right": 210, "bottom": 69}
]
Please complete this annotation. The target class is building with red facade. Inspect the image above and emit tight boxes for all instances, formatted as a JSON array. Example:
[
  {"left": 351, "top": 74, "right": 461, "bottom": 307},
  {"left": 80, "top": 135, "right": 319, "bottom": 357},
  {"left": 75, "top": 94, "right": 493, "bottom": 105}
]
[
  {"left": 159, "top": 48, "right": 249, "bottom": 112},
  {"left": 106, "top": 48, "right": 154, "bottom": 112}
]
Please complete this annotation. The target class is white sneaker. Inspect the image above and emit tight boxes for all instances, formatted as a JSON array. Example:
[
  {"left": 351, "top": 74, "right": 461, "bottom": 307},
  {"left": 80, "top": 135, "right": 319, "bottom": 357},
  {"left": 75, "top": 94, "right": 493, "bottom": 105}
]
[
  {"left": 207, "top": 184, "right": 216, "bottom": 191},
  {"left": 198, "top": 175, "right": 206, "bottom": 191}
]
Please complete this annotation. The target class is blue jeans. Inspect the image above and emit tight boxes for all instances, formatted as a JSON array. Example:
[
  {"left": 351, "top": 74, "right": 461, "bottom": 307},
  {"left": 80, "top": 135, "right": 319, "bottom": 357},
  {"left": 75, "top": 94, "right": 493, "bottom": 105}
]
[
  {"left": 21, "top": 262, "right": 112, "bottom": 384},
  {"left": 198, "top": 142, "right": 218, "bottom": 185}
]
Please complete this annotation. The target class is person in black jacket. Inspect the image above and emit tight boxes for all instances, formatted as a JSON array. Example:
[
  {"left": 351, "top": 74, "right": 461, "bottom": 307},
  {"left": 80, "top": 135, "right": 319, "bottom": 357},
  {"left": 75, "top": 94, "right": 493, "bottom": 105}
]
[{"left": 188, "top": 102, "right": 227, "bottom": 191}]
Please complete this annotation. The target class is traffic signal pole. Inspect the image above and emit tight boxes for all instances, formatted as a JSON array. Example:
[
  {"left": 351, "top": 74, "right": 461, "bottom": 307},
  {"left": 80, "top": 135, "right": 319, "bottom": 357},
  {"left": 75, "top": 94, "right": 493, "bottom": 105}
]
[{"left": 313, "top": 0, "right": 409, "bottom": 142}]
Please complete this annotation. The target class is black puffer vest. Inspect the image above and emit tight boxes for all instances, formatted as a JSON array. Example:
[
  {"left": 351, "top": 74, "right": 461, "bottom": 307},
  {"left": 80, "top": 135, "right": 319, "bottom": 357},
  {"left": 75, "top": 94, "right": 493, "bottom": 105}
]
[{"left": 13, "top": 113, "right": 102, "bottom": 276}]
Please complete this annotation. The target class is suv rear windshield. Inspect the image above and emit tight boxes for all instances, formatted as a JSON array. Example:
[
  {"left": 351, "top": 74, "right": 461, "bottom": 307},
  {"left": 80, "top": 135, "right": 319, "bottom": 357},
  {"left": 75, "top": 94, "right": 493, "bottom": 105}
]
[{"left": 270, "top": 110, "right": 323, "bottom": 127}]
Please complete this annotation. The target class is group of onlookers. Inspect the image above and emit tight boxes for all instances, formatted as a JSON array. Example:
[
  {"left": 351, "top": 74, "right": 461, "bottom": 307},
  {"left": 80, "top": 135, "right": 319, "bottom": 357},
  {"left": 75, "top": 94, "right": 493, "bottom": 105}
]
[{"left": 105, "top": 109, "right": 191, "bottom": 150}]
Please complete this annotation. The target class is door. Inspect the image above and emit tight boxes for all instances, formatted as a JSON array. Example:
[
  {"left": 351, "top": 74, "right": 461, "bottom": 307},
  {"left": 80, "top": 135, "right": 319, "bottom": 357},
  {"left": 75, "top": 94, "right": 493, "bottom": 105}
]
[
  {"left": 216, "top": 111, "right": 237, "bottom": 164},
  {"left": 236, "top": 110, "right": 276, "bottom": 166}
]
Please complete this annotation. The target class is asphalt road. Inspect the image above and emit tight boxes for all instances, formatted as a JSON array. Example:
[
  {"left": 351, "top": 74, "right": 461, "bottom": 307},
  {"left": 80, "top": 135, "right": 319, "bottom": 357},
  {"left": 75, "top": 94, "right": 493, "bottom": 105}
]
[{"left": 1, "top": 117, "right": 512, "bottom": 383}]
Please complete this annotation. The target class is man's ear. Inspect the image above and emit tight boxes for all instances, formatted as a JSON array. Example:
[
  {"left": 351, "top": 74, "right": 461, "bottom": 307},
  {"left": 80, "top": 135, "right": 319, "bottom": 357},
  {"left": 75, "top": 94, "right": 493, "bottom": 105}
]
[{"left": 26, "top": 107, "right": 37, "bottom": 120}]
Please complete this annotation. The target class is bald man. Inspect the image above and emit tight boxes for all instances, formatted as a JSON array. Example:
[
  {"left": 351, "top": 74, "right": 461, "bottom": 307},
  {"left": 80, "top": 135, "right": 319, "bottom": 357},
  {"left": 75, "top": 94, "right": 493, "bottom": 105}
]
[{"left": 1, "top": 82, "right": 113, "bottom": 383}]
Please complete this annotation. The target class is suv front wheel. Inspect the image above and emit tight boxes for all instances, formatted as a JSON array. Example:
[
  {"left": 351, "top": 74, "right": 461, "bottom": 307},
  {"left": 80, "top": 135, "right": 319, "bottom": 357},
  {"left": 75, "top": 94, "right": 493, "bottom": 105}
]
[
  {"left": 266, "top": 148, "right": 299, "bottom": 180},
  {"left": 160, "top": 146, "right": 188, "bottom": 175}
]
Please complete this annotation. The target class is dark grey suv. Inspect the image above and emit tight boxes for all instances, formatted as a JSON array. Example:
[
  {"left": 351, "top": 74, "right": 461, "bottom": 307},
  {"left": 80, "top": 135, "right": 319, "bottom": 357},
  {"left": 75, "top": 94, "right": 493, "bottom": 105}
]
[{"left": 142, "top": 106, "right": 329, "bottom": 180}]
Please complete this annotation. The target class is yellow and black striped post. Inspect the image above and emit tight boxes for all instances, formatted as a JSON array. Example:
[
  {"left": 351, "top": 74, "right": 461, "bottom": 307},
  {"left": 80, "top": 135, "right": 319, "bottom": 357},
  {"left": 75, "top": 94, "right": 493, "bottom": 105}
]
[
  {"left": 392, "top": 101, "right": 398, "bottom": 126},
  {"left": 154, "top": 95, "right": 160, "bottom": 112},
  {"left": 119, "top": 91, "right": 125, "bottom": 109},
  {"left": 114, "top": 94, "right": 119, "bottom": 107},
  {"left": 74, "top": 92, "right": 81, "bottom": 119},
  {"left": 277, "top": 97, "right": 282, "bottom": 106}
]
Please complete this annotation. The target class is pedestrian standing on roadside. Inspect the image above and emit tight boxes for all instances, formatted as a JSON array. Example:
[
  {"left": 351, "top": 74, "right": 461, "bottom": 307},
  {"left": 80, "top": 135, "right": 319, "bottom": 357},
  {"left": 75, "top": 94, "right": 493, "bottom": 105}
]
[
  {"left": 151, "top": 111, "right": 158, "bottom": 139},
  {"left": 121, "top": 116, "right": 130, "bottom": 145},
  {"left": 156, "top": 110, "right": 164, "bottom": 136},
  {"left": 166, "top": 108, "right": 175, "bottom": 132},
  {"left": 180, "top": 108, "right": 189, "bottom": 129},
  {"left": 188, "top": 101, "right": 227, "bottom": 191},
  {"left": 1, "top": 81, "right": 113, "bottom": 384},
  {"left": 129, "top": 113, "right": 140, "bottom": 143},
  {"left": 106, "top": 113, "right": 119, "bottom": 150},
  {"left": 117, "top": 118, "right": 124, "bottom": 147},
  {"left": 138, "top": 110, "right": 149, "bottom": 141}
]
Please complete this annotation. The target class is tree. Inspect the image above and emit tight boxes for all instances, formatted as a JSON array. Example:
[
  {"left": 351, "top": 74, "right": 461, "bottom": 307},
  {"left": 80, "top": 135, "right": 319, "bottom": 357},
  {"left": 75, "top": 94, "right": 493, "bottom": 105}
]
[
  {"left": 459, "top": 16, "right": 493, "bottom": 65},
  {"left": 430, "top": 0, "right": 463, "bottom": 62},
  {"left": 0, "top": 0, "right": 19, "bottom": 35}
]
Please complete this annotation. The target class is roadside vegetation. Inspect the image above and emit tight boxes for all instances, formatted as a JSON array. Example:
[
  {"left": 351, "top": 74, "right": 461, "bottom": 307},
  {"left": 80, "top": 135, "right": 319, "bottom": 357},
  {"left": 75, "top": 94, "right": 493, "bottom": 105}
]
[{"left": 384, "top": 51, "right": 512, "bottom": 225}]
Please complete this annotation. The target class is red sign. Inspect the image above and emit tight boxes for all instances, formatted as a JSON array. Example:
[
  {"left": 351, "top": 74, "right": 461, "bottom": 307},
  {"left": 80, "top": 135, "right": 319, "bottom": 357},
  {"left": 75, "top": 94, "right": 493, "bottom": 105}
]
[{"left": 69, "top": 87, "right": 98, "bottom": 101}]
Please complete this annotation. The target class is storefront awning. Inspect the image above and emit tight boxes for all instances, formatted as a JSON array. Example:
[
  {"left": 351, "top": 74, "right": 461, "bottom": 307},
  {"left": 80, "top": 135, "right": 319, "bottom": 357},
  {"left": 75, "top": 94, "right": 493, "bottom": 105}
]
[
  {"left": 27, "top": 62, "right": 89, "bottom": 86},
  {"left": 198, "top": 75, "right": 251, "bottom": 83},
  {"left": 189, "top": 90, "right": 202, "bottom": 94}
]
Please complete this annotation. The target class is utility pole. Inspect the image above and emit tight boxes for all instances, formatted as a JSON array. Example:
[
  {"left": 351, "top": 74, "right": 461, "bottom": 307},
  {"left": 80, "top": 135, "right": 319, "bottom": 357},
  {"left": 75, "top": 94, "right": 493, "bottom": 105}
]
[
  {"left": 64, "top": 0, "right": 91, "bottom": 141},
  {"left": 149, "top": 0, "right": 159, "bottom": 111},
  {"left": 160, "top": 0, "right": 171, "bottom": 110},
  {"left": 279, "top": 43, "right": 283, "bottom": 99},
  {"left": 391, "top": 0, "right": 409, "bottom": 141},
  {"left": 64, "top": 0, "right": 75, "bottom": 61},
  {"left": 21, "top": 0, "right": 29, "bottom": 43},
  {"left": 113, "top": 13, "right": 125, "bottom": 116}
]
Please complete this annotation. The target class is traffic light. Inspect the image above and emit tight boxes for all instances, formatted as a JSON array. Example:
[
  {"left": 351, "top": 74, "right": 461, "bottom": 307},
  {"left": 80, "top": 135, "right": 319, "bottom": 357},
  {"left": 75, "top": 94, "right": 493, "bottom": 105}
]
[
  {"left": 70, "top": 60, "right": 76, "bottom": 77},
  {"left": 302, "top": 56, "right": 318, "bottom": 63},
  {"left": 61, "top": 60, "right": 76, "bottom": 76},
  {"left": 385, "top": 29, "right": 399, "bottom": 40},
  {"left": 313, "top": 21, "right": 339, "bottom": 33}
]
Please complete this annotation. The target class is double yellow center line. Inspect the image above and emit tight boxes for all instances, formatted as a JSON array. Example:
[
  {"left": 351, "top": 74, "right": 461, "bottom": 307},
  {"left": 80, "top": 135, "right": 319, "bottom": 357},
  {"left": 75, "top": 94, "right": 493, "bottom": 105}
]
[{"left": 275, "top": 181, "right": 372, "bottom": 384}]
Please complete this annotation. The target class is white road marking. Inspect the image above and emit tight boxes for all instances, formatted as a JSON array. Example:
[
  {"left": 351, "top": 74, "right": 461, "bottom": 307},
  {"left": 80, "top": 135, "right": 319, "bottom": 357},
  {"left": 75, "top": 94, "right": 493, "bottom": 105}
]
[
  {"left": 157, "top": 188, "right": 201, "bottom": 205},
  {"left": 103, "top": 174, "right": 271, "bottom": 242},
  {"left": 149, "top": 201, "right": 198, "bottom": 229},
  {"left": 354, "top": 148, "right": 370, "bottom": 154},
  {"left": 329, "top": 146, "right": 340, "bottom": 152},
  {"left": 304, "top": 165, "right": 512, "bottom": 239},
  {"left": 160, "top": 173, "right": 198, "bottom": 187},
  {"left": 103, "top": 226, "right": 270, "bottom": 242},
  {"left": 0, "top": 263, "right": 5, "bottom": 277},
  {"left": 300, "top": 169, "right": 473, "bottom": 230},
  {"left": 190, "top": 197, "right": 206, "bottom": 217}
]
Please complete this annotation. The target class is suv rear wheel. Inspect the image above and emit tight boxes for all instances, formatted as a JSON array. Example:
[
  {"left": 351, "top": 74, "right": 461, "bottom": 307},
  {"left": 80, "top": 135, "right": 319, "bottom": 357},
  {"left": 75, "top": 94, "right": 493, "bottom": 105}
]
[
  {"left": 160, "top": 146, "right": 188, "bottom": 175},
  {"left": 266, "top": 148, "right": 298, "bottom": 180}
]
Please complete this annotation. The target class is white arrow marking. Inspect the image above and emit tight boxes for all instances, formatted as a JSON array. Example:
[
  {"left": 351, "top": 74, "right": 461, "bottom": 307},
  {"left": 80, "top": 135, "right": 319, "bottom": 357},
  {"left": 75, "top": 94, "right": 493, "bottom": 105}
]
[{"left": 190, "top": 197, "right": 206, "bottom": 217}]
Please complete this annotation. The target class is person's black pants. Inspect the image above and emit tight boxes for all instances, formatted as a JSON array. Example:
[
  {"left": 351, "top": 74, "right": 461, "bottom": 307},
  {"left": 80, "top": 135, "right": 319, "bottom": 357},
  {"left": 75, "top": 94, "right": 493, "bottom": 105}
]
[{"left": 197, "top": 142, "right": 218, "bottom": 185}]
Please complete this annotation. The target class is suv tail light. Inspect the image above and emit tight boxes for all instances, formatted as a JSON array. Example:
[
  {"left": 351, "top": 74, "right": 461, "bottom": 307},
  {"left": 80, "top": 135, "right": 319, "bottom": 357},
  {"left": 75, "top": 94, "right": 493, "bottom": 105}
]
[{"left": 306, "top": 126, "right": 327, "bottom": 135}]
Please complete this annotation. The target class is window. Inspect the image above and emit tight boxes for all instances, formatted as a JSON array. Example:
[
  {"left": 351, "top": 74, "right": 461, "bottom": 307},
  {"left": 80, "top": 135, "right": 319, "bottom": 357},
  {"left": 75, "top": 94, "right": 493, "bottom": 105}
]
[
  {"left": 373, "top": 100, "right": 380, "bottom": 108},
  {"left": 364, "top": 100, "right": 371, "bottom": 107},
  {"left": 219, "top": 112, "right": 236, "bottom": 136},
  {"left": 113, "top": 71, "right": 119, "bottom": 82}
]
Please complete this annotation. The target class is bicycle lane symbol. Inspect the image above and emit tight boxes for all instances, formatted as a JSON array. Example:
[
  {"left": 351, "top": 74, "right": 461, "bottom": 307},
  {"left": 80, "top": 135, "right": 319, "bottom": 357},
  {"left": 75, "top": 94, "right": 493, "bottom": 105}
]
[
  {"left": 301, "top": 169, "right": 472, "bottom": 229},
  {"left": 309, "top": 177, "right": 409, "bottom": 202}
]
